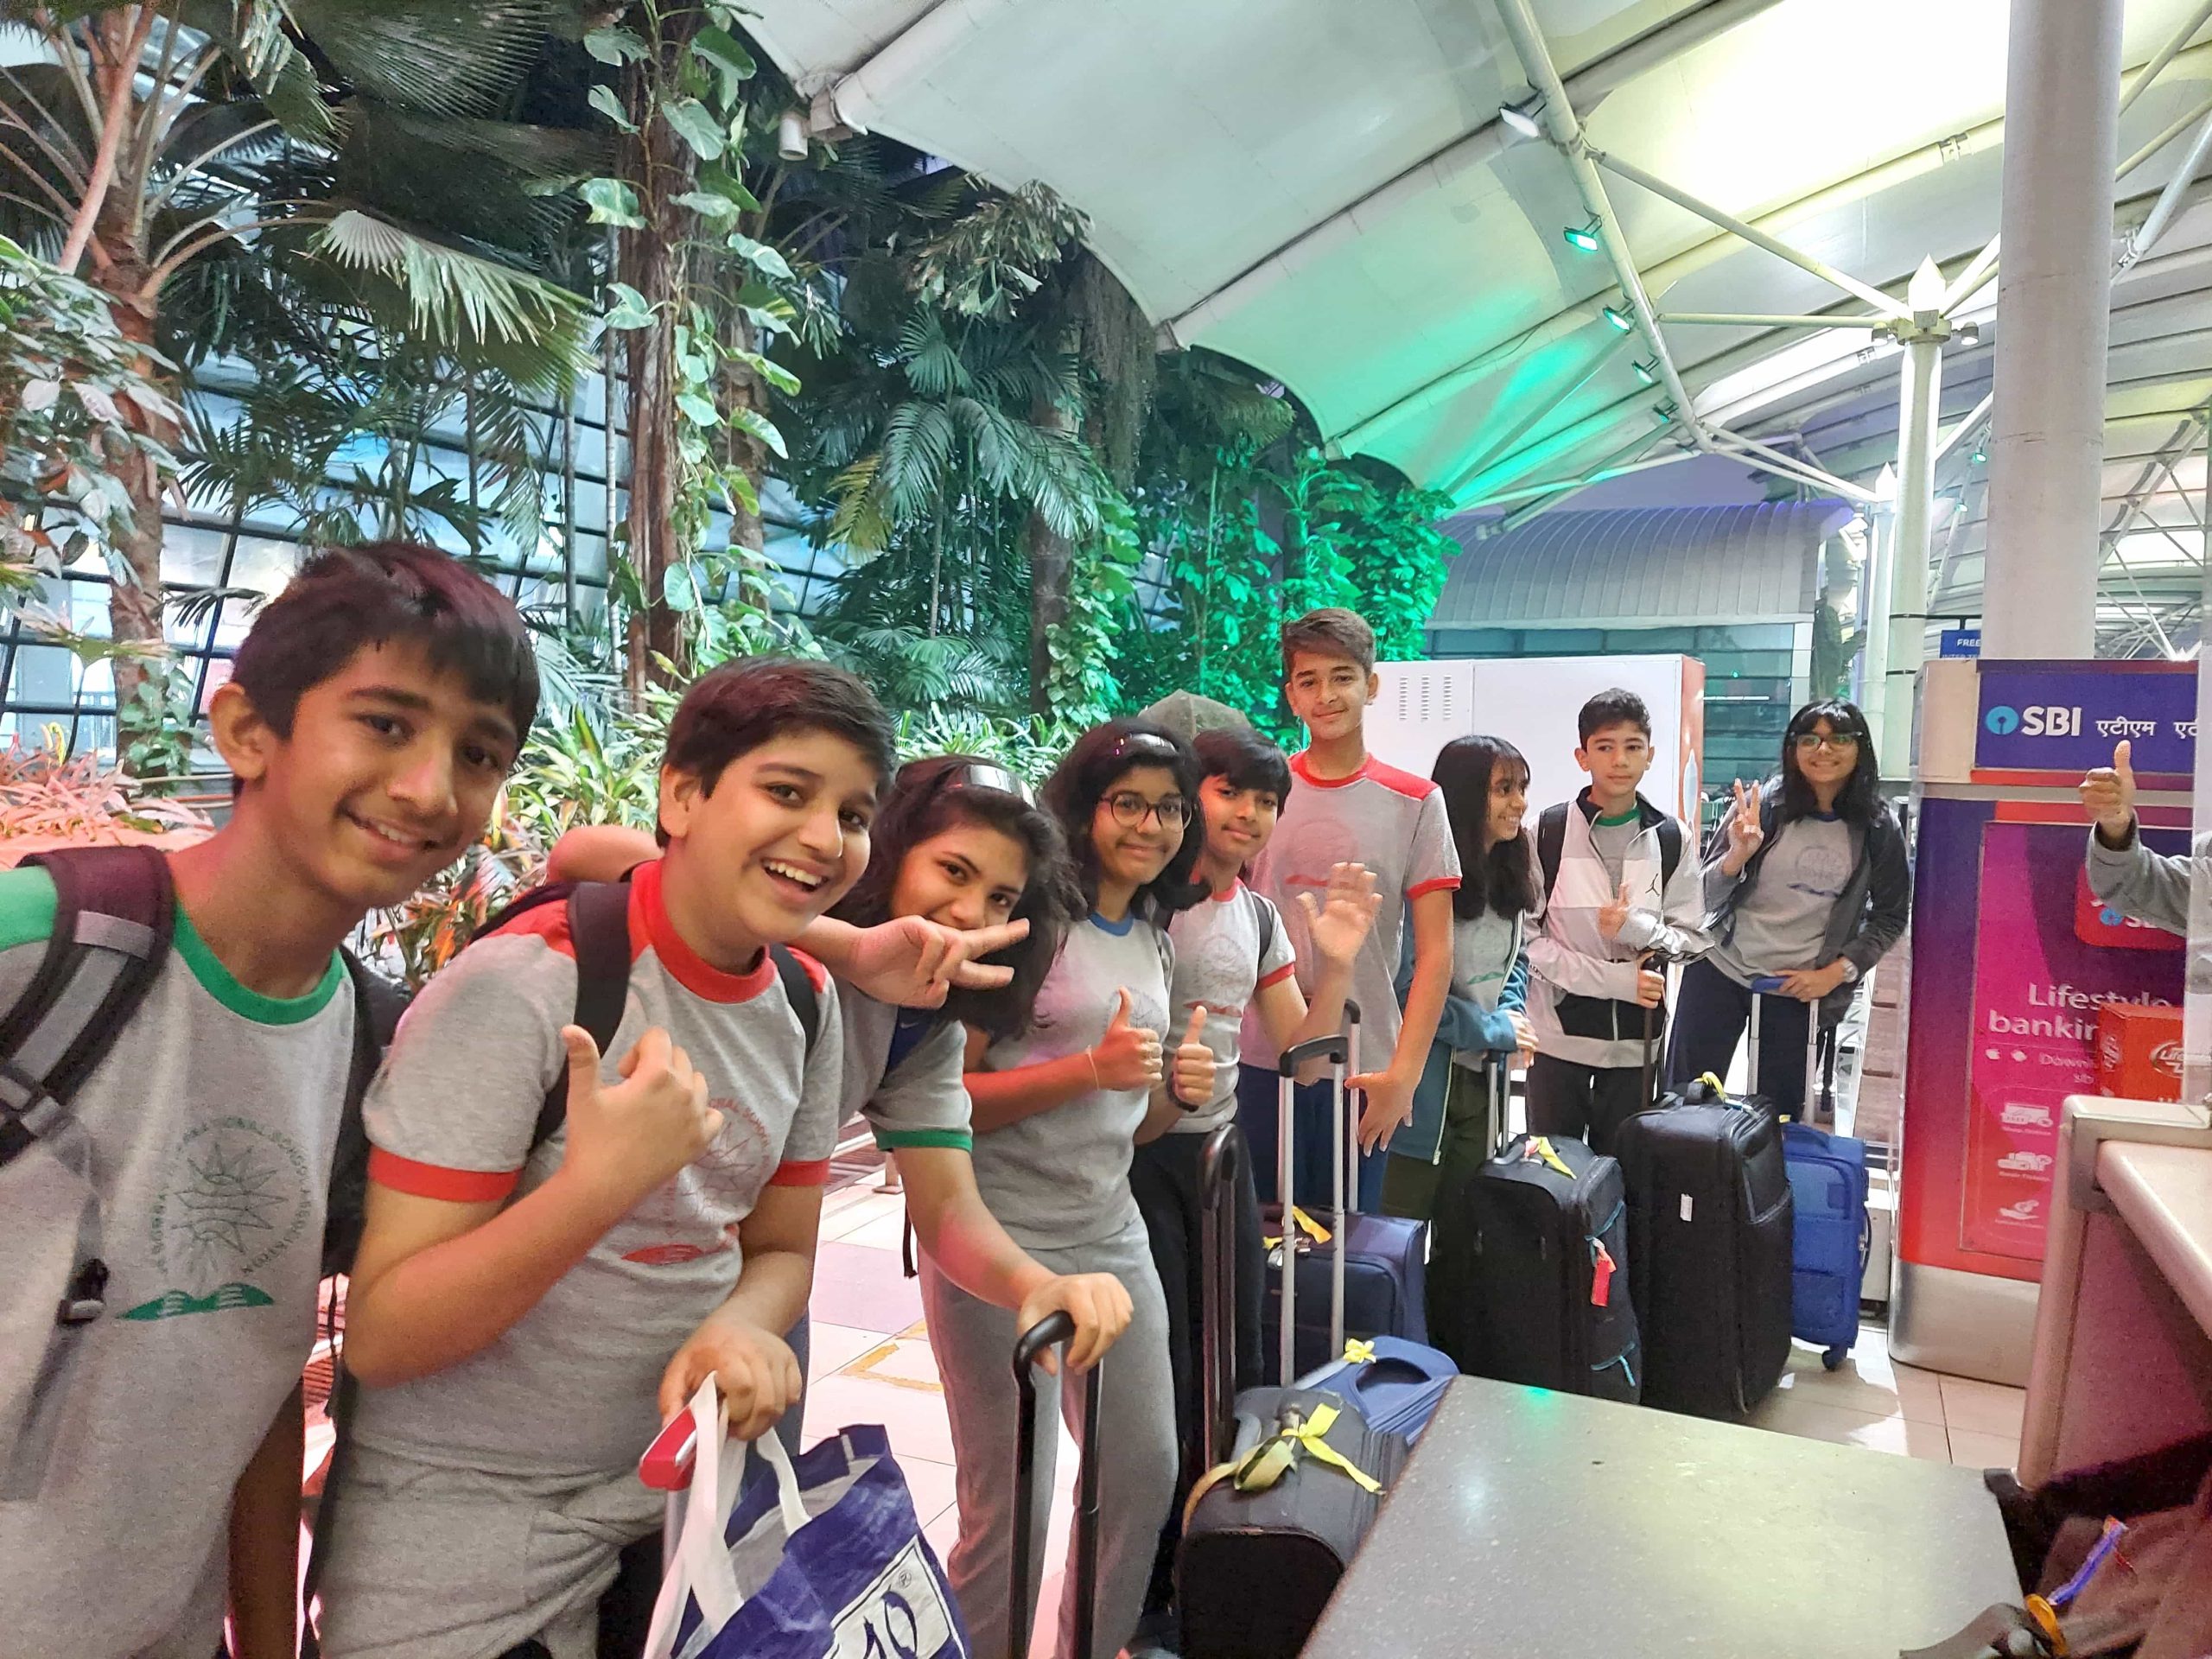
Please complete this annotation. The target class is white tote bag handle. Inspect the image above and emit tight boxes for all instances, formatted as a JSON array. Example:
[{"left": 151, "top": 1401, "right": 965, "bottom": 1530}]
[{"left": 642, "top": 1380, "right": 809, "bottom": 1659}]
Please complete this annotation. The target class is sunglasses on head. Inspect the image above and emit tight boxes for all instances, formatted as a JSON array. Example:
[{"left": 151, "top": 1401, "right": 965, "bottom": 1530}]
[
  {"left": 927, "top": 760, "right": 1033, "bottom": 805},
  {"left": 1105, "top": 731, "right": 1180, "bottom": 766}
]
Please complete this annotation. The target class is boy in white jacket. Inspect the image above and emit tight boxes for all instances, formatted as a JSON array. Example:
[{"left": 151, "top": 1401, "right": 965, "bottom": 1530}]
[{"left": 1526, "top": 689, "right": 1709, "bottom": 1154}]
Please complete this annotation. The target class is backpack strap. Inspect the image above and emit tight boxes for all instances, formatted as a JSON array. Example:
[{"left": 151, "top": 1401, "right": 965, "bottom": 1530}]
[
  {"left": 769, "top": 942, "right": 822, "bottom": 1052},
  {"left": 0, "top": 845, "right": 174, "bottom": 1500},
  {"left": 1535, "top": 803, "right": 1569, "bottom": 903},
  {"left": 1255, "top": 892, "right": 1278, "bottom": 967},
  {"left": 1656, "top": 817, "right": 1683, "bottom": 890},
  {"left": 531, "top": 880, "right": 634, "bottom": 1153}
]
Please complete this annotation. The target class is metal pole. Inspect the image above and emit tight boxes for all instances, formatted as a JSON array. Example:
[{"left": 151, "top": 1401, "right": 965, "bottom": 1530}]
[
  {"left": 2121, "top": 103, "right": 2212, "bottom": 268},
  {"left": 1591, "top": 149, "right": 1913, "bottom": 320},
  {"left": 1983, "top": 0, "right": 2122, "bottom": 659},
  {"left": 1861, "top": 486, "right": 1893, "bottom": 750},
  {"left": 1882, "top": 262, "right": 1949, "bottom": 775},
  {"left": 1657, "top": 312, "right": 1889, "bottom": 329},
  {"left": 2118, "top": 0, "right": 2212, "bottom": 118}
]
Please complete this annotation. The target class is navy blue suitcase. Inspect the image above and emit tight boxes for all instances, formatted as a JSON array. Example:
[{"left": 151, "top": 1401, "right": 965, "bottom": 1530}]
[
  {"left": 1743, "top": 979, "right": 1870, "bottom": 1370},
  {"left": 1259, "top": 1028, "right": 1429, "bottom": 1382}
]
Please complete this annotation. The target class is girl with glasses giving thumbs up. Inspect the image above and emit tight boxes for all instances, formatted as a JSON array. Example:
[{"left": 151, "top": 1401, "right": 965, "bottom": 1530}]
[{"left": 931, "top": 718, "right": 1212, "bottom": 1659}]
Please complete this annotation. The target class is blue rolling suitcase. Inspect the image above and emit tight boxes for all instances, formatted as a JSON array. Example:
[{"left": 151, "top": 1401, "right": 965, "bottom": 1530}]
[
  {"left": 1747, "top": 979, "right": 1870, "bottom": 1370},
  {"left": 1260, "top": 1032, "right": 1429, "bottom": 1382}
]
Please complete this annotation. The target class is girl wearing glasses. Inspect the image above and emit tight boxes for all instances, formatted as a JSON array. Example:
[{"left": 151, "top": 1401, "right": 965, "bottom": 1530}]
[
  {"left": 933, "top": 718, "right": 1211, "bottom": 1659},
  {"left": 1665, "top": 698, "right": 1910, "bottom": 1117}
]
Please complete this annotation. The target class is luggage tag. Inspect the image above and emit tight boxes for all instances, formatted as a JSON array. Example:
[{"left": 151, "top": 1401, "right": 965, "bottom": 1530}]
[
  {"left": 1589, "top": 1238, "right": 1616, "bottom": 1307},
  {"left": 1521, "top": 1136, "right": 1573, "bottom": 1179}
]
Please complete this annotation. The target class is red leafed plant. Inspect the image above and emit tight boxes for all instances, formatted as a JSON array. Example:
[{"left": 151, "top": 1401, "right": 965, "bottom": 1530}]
[{"left": 0, "top": 731, "right": 210, "bottom": 844}]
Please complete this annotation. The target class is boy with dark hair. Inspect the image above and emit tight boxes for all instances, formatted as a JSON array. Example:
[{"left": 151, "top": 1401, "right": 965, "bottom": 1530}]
[
  {"left": 315, "top": 658, "right": 893, "bottom": 1659},
  {"left": 1525, "top": 687, "right": 1708, "bottom": 1154},
  {"left": 1237, "top": 607, "right": 1459, "bottom": 1211},
  {"left": 1130, "top": 720, "right": 1376, "bottom": 1638},
  {"left": 0, "top": 543, "right": 537, "bottom": 1659}
]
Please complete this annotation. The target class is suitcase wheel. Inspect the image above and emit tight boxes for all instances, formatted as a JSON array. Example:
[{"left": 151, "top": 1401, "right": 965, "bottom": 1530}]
[{"left": 1821, "top": 1346, "right": 1846, "bottom": 1371}]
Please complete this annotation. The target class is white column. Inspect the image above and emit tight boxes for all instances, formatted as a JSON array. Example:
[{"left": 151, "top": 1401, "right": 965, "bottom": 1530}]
[
  {"left": 1861, "top": 484, "right": 1894, "bottom": 754},
  {"left": 1981, "top": 0, "right": 2121, "bottom": 658},
  {"left": 1882, "top": 261, "right": 1950, "bottom": 769}
]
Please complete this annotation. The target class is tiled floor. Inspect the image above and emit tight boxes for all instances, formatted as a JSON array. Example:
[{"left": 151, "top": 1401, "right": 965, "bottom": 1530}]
[{"left": 798, "top": 1179, "right": 2027, "bottom": 1654}]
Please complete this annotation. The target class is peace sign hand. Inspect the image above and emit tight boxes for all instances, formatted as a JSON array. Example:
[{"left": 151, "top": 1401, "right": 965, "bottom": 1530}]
[{"left": 1722, "top": 779, "right": 1765, "bottom": 873}]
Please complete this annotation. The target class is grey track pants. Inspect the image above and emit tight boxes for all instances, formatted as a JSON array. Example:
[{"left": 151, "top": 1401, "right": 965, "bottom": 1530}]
[{"left": 918, "top": 1220, "right": 1177, "bottom": 1659}]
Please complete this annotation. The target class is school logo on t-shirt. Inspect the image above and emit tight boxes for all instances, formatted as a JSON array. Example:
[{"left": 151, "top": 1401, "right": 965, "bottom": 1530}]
[
  {"left": 620, "top": 1096, "right": 775, "bottom": 1265},
  {"left": 1182, "top": 926, "right": 1258, "bottom": 1020},
  {"left": 126, "top": 1116, "right": 313, "bottom": 1320}
]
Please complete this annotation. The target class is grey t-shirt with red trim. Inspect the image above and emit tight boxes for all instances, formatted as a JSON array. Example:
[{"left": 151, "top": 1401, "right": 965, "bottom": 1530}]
[
  {"left": 0, "top": 864, "right": 354, "bottom": 1659},
  {"left": 349, "top": 857, "right": 841, "bottom": 1480},
  {"left": 837, "top": 988, "right": 971, "bottom": 1153},
  {"left": 1168, "top": 880, "right": 1296, "bottom": 1134},
  {"left": 975, "top": 912, "right": 1173, "bottom": 1250},
  {"left": 1243, "top": 752, "right": 1461, "bottom": 1075}
]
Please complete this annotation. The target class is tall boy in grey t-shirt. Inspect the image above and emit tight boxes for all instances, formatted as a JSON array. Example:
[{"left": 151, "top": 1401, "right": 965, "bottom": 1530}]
[{"left": 1237, "top": 609, "right": 1459, "bottom": 1211}]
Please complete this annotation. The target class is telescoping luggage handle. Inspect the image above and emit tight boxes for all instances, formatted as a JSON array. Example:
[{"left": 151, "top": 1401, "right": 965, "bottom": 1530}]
[
  {"left": 1198, "top": 1122, "right": 1243, "bottom": 1472},
  {"left": 1010, "top": 1313, "right": 1103, "bottom": 1659},
  {"left": 1276, "top": 1028, "right": 1351, "bottom": 1388},
  {"left": 1745, "top": 976, "right": 1825, "bottom": 1122}
]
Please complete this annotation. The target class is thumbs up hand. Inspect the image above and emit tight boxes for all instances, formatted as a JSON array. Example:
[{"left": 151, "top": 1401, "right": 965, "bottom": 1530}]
[
  {"left": 1090, "top": 989, "right": 1163, "bottom": 1090},
  {"left": 2079, "top": 738, "right": 2139, "bottom": 847},
  {"left": 559, "top": 1025, "right": 721, "bottom": 1209},
  {"left": 1170, "top": 1004, "right": 1217, "bottom": 1107}
]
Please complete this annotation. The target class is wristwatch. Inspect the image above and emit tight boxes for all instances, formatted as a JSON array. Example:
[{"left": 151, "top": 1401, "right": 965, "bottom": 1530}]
[{"left": 1834, "top": 960, "right": 1859, "bottom": 984}]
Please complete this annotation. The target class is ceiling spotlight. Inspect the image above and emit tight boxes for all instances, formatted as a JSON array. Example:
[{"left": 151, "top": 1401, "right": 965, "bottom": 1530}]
[
  {"left": 1602, "top": 304, "right": 1635, "bottom": 333},
  {"left": 1499, "top": 96, "right": 1545, "bottom": 140},
  {"left": 1564, "top": 218, "right": 1603, "bottom": 254},
  {"left": 1655, "top": 400, "right": 1679, "bottom": 423},
  {"left": 1632, "top": 359, "right": 1657, "bottom": 386},
  {"left": 1969, "top": 447, "right": 1987, "bottom": 465}
]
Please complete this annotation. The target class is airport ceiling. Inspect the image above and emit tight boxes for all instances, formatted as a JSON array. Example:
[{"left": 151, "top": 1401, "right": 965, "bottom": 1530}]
[{"left": 754, "top": 0, "right": 2212, "bottom": 652}]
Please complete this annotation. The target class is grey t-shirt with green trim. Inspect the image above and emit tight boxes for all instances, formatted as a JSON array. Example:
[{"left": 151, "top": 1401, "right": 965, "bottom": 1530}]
[
  {"left": 974, "top": 913, "right": 1173, "bottom": 1250},
  {"left": 0, "top": 864, "right": 354, "bottom": 1659},
  {"left": 838, "top": 988, "right": 972, "bottom": 1152}
]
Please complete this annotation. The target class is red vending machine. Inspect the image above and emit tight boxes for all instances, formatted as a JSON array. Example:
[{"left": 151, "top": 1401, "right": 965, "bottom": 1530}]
[{"left": 1890, "top": 659, "right": 2193, "bottom": 1384}]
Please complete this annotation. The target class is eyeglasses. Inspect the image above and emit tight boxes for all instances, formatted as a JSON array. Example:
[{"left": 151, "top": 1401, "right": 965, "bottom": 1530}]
[
  {"left": 1104, "top": 791, "right": 1190, "bottom": 829},
  {"left": 1792, "top": 733, "right": 1861, "bottom": 753}
]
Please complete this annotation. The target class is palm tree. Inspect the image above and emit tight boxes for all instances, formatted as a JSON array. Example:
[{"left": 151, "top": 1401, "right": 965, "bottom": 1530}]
[{"left": 0, "top": 2, "right": 594, "bottom": 730}]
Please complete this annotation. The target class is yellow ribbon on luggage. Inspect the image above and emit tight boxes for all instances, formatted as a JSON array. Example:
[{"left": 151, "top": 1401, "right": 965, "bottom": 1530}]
[
  {"left": 1342, "top": 1339, "right": 1376, "bottom": 1365},
  {"left": 1183, "top": 1402, "right": 1384, "bottom": 1524}
]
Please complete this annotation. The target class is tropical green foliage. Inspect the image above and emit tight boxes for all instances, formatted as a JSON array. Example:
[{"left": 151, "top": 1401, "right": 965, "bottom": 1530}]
[{"left": 0, "top": 233, "right": 181, "bottom": 569}]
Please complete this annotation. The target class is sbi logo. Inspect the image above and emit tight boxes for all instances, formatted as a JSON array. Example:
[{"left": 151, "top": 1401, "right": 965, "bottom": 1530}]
[{"left": 1985, "top": 704, "right": 2081, "bottom": 736}]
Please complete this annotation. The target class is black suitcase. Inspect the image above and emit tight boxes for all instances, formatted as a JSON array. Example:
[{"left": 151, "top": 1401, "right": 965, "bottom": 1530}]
[
  {"left": 1430, "top": 1059, "right": 1642, "bottom": 1402},
  {"left": 1613, "top": 1088, "right": 1794, "bottom": 1418}
]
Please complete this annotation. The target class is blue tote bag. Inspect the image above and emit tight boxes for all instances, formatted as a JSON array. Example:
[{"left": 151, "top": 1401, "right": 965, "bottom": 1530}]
[{"left": 642, "top": 1379, "right": 971, "bottom": 1659}]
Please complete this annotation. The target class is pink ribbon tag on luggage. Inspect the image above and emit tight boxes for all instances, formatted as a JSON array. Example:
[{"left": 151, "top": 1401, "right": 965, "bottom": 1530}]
[{"left": 1590, "top": 1239, "right": 1616, "bottom": 1307}]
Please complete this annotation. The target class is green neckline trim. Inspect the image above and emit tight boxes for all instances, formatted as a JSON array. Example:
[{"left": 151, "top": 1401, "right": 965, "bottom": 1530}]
[
  {"left": 1592, "top": 807, "right": 1641, "bottom": 827},
  {"left": 872, "top": 1128, "right": 975, "bottom": 1153},
  {"left": 172, "top": 906, "right": 344, "bottom": 1026}
]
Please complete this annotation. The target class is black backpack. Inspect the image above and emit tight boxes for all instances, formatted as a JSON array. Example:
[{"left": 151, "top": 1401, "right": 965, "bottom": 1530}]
[{"left": 1534, "top": 800, "right": 1684, "bottom": 904}]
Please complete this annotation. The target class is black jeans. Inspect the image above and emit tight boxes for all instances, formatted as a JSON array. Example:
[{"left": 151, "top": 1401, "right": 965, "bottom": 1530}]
[
  {"left": 1664, "top": 957, "right": 1818, "bottom": 1116},
  {"left": 1129, "top": 1128, "right": 1265, "bottom": 1617},
  {"left": 1524, "top": 1053, "right": 1652, "bottom": 1156}
]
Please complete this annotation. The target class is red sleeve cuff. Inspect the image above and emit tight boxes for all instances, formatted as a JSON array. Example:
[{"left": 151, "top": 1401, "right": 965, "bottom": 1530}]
[
  {"left": 1407, "top": 876, "right": 1462, "bottom": 900},
  {"left": 768, "top": 1158, "right": 831, "bottom": 1187},
  {"left": 368, "top": 1147, "right": 520, "bottom": 1204},
  {"left": 1258, "top": 960, "right": 1299, "bottom": 989}
]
